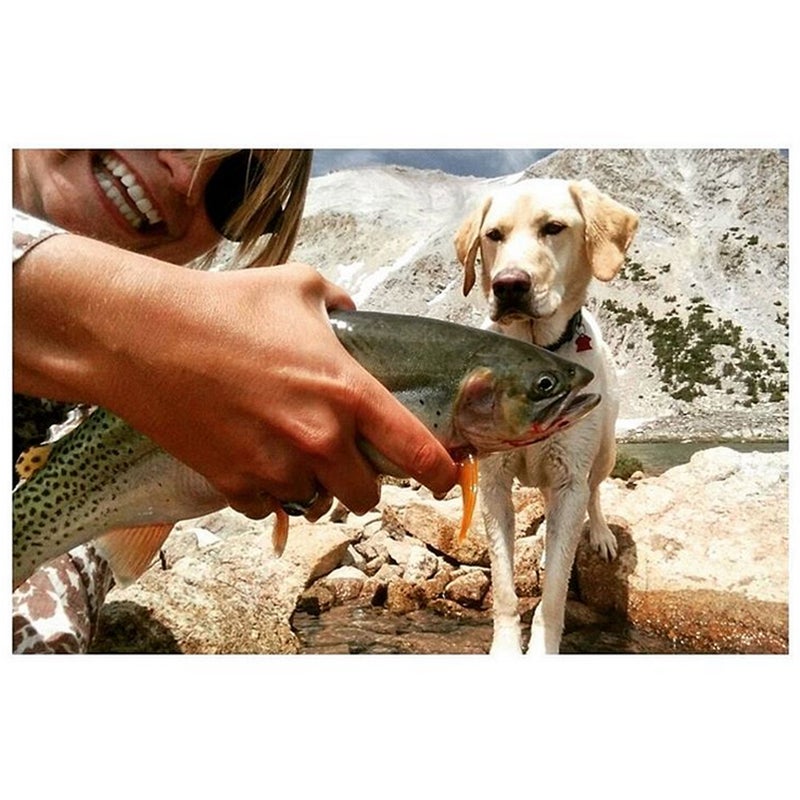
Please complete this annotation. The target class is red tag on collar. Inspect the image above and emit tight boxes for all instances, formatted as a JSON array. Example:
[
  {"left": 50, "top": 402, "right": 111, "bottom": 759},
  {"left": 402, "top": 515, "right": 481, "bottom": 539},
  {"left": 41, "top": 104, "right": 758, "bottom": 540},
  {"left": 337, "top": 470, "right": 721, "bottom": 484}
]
[{"left": 575, "top": 333, "right": 592, "bottom": 352}]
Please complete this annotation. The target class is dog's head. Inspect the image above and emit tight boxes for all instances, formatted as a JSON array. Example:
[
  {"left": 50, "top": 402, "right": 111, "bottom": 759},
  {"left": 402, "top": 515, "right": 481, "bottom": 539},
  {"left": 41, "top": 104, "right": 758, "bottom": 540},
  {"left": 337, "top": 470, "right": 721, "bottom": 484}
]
[{"left": 454, "top": 178, "right": 639, "bottom": 326}]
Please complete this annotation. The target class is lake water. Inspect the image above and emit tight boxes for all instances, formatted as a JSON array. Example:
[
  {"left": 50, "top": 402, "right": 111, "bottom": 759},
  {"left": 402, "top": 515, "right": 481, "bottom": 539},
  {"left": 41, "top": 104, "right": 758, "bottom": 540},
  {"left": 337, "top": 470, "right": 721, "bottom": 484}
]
[
  {"left": 292, "top": 603, "right": 698, "bottom": 655},
  {"left": 617, "top": 440, "right": 788, "bottom": 476}
]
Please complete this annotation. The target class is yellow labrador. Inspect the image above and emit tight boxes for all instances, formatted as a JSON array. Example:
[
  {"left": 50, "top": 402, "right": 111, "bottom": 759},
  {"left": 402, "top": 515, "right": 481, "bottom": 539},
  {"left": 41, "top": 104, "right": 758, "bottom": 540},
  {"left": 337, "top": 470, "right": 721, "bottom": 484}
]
[{"left": 454, "top": 178, "right": 639, "bottom": 654}]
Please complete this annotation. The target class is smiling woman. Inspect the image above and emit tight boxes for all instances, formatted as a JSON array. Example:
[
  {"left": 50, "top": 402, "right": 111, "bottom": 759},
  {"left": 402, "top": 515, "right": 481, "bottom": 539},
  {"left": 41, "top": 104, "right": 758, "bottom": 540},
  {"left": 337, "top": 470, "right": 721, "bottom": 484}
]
[
  {"left": 13, "top": 149, "right": 312, "bottom": 269},
  {"left": 11, "top": 147, "right": 459, "bottom": 653}
]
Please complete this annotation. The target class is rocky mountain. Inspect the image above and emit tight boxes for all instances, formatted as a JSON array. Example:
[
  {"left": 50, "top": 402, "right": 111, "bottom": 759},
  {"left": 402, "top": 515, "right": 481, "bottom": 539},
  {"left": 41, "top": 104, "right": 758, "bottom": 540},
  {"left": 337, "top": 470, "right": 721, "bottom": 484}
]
[{"left": 287, "top": 149, "right": 788, "bottom": 441}]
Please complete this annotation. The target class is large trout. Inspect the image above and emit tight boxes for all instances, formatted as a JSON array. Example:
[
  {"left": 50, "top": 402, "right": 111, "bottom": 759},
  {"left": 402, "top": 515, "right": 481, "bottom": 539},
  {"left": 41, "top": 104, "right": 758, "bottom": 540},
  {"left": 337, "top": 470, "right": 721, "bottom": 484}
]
[{"left": 13, "top": 311, "right": 599, "bottom": 589}]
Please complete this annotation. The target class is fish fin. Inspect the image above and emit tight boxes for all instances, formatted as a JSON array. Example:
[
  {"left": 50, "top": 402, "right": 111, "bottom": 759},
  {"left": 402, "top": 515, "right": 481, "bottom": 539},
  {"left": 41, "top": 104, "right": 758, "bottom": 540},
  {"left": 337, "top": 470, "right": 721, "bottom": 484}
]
[
  {"left": 271, "top": 509, "right": 290, "bottom": 557},
  {"left": 15, "top": 444, "right": 52, "bottom": 482},
  {"left": 94, "top": 524, "right": 173, "bottom": 588},
  {"left": 457, "top": 454, "right": 479, "bottom": 542}
]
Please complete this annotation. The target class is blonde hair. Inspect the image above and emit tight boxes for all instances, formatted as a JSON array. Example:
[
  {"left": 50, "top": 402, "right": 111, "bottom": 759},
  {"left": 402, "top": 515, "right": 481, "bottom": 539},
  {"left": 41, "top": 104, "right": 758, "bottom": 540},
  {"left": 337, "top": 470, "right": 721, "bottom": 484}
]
[{"left": 191, "top": 149, "right": 312, "bottom": 269}]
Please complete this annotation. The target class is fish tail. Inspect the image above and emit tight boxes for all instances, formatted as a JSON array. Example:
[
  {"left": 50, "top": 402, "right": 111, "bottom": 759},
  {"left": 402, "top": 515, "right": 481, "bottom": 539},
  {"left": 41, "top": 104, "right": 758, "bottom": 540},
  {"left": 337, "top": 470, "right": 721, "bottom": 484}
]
[{"left": 271, "top": 508, "right": 290, "bottom": 556}]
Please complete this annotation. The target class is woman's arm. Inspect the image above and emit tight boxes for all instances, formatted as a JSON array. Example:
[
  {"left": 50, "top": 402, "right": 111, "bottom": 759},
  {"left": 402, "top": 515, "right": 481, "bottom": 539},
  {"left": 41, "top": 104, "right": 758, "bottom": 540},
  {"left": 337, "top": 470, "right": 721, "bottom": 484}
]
[{"left": 13, "top": 234, "right": 457, "bottom": 516}]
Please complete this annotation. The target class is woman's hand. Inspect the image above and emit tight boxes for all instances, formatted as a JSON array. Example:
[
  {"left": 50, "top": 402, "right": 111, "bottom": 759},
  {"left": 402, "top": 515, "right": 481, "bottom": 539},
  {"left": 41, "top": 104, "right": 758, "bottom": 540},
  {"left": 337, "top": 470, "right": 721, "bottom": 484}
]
[{"left": 13, "top": 235, "right": 458, "bottom": 517}]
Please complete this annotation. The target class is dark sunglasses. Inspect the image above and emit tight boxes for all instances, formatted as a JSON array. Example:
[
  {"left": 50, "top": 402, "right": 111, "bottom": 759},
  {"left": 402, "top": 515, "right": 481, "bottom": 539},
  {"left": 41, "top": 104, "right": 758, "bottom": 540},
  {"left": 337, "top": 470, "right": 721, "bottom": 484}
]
[{"left": 204, "top": 150, "right": 283, "bottom": 241}]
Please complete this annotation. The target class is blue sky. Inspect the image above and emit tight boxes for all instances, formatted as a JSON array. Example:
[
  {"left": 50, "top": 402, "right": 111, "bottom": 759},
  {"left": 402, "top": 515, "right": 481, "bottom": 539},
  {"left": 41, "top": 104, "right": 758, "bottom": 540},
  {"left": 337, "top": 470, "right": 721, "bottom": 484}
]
[{"left": 310, "top": 149, "right": 555, "bottom": 178}]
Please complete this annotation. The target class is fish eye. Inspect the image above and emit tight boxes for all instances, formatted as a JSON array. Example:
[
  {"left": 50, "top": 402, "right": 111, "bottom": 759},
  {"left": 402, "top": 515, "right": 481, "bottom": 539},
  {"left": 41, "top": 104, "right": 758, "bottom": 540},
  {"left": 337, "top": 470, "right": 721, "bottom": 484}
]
[
  {"left": 485, "top": 228, "right": 503, "bottom": 242},
  {"left": 536, "top": 373, "right": 558, "bottom": 394},
  {"left": 542, "top": 221, "right": 566, "bottom": 236}
]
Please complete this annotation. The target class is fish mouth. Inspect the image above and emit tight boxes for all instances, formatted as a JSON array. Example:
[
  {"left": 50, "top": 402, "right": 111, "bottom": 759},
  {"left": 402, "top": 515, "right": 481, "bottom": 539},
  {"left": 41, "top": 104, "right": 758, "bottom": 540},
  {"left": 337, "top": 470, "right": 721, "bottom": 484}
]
[
  {"left": 511, "top": 389, "right": 601, "bottom": 447},
  {"left": 544, "top": 390, "right": 601, "bottom": 430}
]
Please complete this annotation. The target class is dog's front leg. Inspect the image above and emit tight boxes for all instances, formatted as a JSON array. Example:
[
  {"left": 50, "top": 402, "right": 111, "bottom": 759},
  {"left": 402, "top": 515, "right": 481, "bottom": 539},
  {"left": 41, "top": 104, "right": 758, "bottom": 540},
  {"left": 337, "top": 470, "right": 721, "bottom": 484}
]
[
  {"left": 479, "top": 455, "right": 522, "bottom": 655},
  {"left": 528, "top": 482, "right": 590, "bottom": 654}
]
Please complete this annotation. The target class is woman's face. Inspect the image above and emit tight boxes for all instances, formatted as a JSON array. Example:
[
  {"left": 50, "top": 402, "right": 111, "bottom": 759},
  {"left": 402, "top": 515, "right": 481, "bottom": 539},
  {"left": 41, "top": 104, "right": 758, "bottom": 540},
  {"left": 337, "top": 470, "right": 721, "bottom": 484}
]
[{"left": 13, "top": 150, "right": 224, "bottom": 264}]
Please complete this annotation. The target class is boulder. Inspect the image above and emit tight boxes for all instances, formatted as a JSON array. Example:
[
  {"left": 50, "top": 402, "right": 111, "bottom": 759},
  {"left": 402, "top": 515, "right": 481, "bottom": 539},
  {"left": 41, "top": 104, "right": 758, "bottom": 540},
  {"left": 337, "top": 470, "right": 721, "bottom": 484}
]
[
  {"left": 576, "top": 448, "right": 788, "bottom": 653},
  {"left": 320, "top": 566, "right": 367, "bottom": 603},
  {"left": 385, "top": 580, "right": 428, "bottom": 614},
  {"left": 382, "top": 498, "right": 489, "bottom": 565},
  {"left": 444, "top": 570, "right": 491, "bottom": 608},
  {"left": 93, "top": 510, "right": 355, "bottom": 654}
]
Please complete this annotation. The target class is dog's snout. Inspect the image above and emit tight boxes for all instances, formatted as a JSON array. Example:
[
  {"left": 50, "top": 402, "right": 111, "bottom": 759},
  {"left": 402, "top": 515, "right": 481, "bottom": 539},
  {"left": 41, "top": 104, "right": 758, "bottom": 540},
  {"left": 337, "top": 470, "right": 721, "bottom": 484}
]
[{"left": 492, "top": 269, "right": 531, "bottom": 302}]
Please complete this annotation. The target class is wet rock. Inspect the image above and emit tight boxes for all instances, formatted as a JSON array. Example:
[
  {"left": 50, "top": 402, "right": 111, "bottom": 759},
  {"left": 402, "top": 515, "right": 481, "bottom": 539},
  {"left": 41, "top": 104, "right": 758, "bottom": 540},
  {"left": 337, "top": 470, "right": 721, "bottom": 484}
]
[
  {"left": 297, "top": 583, "right": 337, "bottom": 615},
  {"left": 321, "top": 566, "right": 366, "bottom": 603},
  {"left": 445, "top": 570, "right": 490, "bottom": 608},
  {"left": 386, "top": 580, "right": 429, "bottom": 614},
  {"left": 564, "top": 599, "right": 610, "bottom": 631},
  {"left": 575, "top": 521, "right": 637, "bottom": 616},
  {"left": 358, "top": 576, "right": 388, "bottom": 607}
]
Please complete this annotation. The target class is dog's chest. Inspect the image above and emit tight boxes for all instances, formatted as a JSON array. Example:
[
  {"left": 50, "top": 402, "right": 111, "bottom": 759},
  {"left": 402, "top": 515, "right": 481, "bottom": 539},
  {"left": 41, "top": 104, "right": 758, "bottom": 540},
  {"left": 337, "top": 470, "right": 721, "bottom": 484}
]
[
  {"left": 516, "top": 439, "right": 565, "bottom": 488},
  {"left": 514, "top": 424, "right": 596, "bottom": 489}
]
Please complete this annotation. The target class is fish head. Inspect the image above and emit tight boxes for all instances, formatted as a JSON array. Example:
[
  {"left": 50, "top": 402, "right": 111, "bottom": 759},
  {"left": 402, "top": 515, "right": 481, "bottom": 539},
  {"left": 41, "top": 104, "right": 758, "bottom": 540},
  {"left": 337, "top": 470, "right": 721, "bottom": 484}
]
[{"left": 452, "top": 350, "right": 599, "bottom": 454}]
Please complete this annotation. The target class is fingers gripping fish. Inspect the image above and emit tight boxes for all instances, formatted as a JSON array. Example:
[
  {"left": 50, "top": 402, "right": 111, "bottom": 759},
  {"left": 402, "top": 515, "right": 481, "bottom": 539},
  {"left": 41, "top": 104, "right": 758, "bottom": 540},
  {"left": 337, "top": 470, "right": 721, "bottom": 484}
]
[{"left": 13, "top": 311, "right": 598, "bottom": 590}]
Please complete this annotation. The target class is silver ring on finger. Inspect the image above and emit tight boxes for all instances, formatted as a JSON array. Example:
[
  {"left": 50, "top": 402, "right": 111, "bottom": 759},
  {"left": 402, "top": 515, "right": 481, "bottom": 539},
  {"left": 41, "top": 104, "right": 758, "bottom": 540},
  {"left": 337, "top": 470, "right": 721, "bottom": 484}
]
[{"left": 281, "top": 490, "right": 320, "bottom": 517}]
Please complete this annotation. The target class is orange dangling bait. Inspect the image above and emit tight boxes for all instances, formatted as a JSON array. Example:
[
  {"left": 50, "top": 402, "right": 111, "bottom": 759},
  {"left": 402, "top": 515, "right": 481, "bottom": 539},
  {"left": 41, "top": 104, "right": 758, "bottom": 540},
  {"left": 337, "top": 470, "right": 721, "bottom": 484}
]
[{"left": 457, "top": 453, "right": 479, "bottom": 542}]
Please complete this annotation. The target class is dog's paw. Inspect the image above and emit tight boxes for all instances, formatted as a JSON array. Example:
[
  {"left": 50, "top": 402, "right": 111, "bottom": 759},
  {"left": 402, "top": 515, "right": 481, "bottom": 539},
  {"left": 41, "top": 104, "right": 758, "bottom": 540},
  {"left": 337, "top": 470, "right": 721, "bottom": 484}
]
[
  {"left": 588, "top": 525, "right": 618, "bottom": 561},
  {"left": 489, "top": 625, "right": 523, "bottom": 655}
]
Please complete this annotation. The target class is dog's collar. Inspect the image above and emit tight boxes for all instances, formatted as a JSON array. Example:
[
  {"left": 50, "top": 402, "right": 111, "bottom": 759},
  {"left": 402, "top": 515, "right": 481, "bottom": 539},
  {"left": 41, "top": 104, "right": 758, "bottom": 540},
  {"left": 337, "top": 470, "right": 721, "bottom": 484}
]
[{"left": 543, "top": 309, "right": 585, "bottom": 352}]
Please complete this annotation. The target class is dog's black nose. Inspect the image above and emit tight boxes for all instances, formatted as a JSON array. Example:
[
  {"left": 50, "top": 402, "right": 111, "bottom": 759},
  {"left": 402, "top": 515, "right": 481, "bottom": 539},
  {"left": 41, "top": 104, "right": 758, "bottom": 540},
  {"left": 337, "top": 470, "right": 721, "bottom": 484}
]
[{"left": 492, "top": 269, "right": 532, "bottom": 302}]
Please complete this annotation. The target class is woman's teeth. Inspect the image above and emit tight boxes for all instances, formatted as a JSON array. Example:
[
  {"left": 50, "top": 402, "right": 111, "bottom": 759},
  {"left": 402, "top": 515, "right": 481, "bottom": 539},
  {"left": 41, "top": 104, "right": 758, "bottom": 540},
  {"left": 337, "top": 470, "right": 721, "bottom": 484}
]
[{"left": 94, "top": 154, "right": 163, "bottom": 229}]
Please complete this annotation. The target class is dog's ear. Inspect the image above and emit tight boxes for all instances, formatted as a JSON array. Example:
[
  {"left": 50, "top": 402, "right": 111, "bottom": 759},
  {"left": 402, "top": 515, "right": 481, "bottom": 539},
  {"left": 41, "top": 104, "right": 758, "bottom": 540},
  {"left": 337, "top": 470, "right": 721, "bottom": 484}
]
[
  {"left": 569, "top": 180, "right": 639, "bottom": 281},
  {"left": 454, "top": 195, "right": 492, "bottom": 296}
]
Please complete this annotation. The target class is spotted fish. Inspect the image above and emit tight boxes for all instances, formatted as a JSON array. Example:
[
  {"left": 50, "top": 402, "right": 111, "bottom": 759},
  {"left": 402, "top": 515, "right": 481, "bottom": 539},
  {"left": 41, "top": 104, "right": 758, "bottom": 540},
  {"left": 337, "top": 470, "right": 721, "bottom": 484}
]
[{"left": 13, "top": 310, "right": 599, "bottom": 590}]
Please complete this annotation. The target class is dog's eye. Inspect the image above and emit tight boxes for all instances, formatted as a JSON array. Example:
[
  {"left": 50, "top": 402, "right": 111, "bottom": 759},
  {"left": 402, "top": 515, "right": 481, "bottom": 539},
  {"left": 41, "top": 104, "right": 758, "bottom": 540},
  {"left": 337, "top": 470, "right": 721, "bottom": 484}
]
[
  {"left": 543, "top": 221, "right": 566, "bottom": 236},
  {"left": 485, "top": 228, "right": 503, "bottom": 242}
]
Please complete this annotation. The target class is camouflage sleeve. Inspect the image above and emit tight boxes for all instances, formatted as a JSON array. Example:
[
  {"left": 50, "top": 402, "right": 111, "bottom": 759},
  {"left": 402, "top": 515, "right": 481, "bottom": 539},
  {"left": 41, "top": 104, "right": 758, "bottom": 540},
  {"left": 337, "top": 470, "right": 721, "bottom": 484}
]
[
  {"left": 12, "top": 209, "right": 66, "bottom": 264},
  {"left": 12, "top": 545, "right": 115, "bottom": 654}
]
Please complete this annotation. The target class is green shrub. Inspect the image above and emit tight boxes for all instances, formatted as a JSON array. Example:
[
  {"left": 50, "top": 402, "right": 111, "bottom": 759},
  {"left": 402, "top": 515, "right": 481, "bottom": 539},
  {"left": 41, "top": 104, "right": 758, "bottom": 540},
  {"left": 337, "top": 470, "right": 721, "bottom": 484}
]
[{"left": 612, "top": 452, "right": 645, "bottom": 480}]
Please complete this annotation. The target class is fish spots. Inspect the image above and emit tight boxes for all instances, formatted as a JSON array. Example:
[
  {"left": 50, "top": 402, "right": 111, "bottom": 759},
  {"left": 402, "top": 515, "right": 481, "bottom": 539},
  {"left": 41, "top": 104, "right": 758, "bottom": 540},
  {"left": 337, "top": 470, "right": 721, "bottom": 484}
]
[
  {"left": 13, "top": 407, "right": 156, "bottom": 581},
  {"left": 15, "top": 444, "right": 52, "bottom": 481}
]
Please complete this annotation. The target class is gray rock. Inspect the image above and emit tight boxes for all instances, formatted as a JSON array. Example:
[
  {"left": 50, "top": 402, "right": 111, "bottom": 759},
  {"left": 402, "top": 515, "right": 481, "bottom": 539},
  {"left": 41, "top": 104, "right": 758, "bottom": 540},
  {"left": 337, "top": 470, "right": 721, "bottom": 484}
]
[
  {"left": 342, "top": 544, "right": 367, "bottom": 571},
  {"left": 577, "top": 448, "right": 788, "bottom": 652},
  {"left": 383, "top": 498, "right": 489, "bottom": 566},
  {"left": 403, "top": 545, "right": 439, "bottom": 583},
  {"left": 95, "top": 516, "right": 354, "bottom": 654}
]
